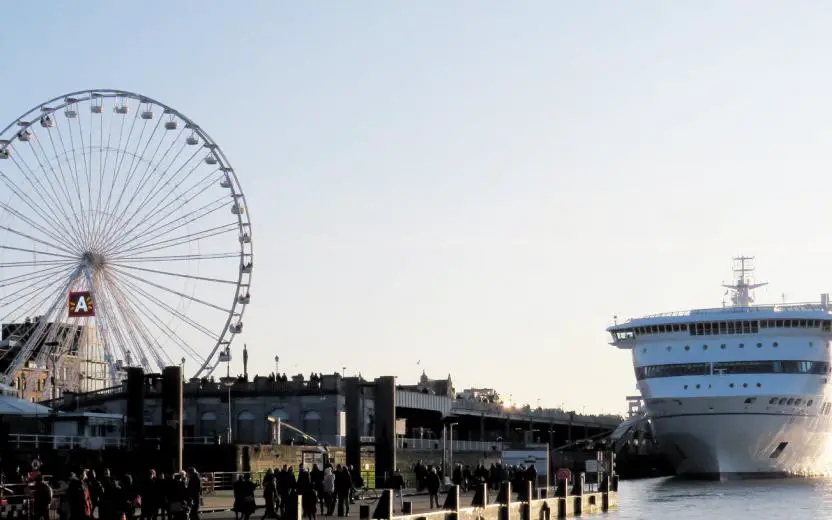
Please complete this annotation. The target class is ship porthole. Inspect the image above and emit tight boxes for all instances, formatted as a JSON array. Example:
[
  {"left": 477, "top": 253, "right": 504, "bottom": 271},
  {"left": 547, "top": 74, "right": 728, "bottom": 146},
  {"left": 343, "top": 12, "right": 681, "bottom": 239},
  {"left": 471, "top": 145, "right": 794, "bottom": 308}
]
[
  {"left": 642, "top": 348, "right": 647, "bottom": 353},
  {"left": 739, "top": 343, "right": 745, "bottom": 348},
  {"left": 743, "top": 383, "right": 748, "bottom": 388},
  {"left": 703, "top": 345, "right": 708, "bottom": 350},
  {"left": 696, "top": 384, "right": 700, "bottom": 389},
  {"left": 684, "top": 345, "right": 690, "bottom": 351},
  {"left": 773, "top": 342, "right": 779, "bottom": 348},
  {"left": 684, "top": 385, "right": 688, "bottom": 389},
  {"left": 729, "top": 383, "right": 735, "bottom": 388},
  {"left": 757, "top": 342, "right": 762, "bottom": 347},
  {"left": 666, "top": 346, "right": 671, "bottom": 351},
  {"left": 720, "top": 344, "right": 726, "bottom": 349},
  {"left": 757, "top": 383, "right": 762, "bottom": 388}
]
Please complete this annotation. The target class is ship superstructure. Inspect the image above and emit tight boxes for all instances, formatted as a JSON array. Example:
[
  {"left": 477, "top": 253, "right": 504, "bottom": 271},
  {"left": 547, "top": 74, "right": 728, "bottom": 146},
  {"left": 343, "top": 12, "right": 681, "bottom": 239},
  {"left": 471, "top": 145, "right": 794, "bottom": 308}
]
[{"left": 608, "top": 257, "right": 832, "bottom": 478}]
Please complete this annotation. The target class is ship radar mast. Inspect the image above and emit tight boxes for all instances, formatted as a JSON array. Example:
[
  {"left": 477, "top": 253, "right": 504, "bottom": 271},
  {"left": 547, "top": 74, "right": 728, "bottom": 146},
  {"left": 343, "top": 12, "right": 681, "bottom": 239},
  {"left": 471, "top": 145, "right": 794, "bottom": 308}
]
[{"left": 721, "top": 256, "right": 767, "bottom": 307}]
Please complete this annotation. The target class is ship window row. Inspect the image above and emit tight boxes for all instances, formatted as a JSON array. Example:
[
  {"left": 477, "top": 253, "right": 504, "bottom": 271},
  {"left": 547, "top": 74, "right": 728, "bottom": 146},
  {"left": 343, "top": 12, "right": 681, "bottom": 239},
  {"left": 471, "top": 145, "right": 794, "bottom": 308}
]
[
  {"left": 622, "top": 319, "right": 832, "bottom": 339},
  {"left": 635, "top": 360, "right": 831, "bottom": 380}
]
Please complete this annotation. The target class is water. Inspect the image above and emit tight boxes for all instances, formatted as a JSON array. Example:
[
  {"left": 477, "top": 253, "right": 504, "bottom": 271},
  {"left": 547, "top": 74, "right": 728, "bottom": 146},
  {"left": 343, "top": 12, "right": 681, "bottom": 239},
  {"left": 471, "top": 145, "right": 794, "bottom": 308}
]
[{"left": 612, "top": 477, "right": 832, "bottom": 519}]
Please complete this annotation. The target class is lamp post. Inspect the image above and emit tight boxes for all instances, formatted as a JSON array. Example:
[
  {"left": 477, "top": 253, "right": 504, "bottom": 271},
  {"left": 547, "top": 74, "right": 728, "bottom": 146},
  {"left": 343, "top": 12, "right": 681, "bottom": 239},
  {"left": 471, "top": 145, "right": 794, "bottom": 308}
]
[
  {"left": 448, "top": 422, "right": 458, "bottom": 472},
  {"left": 44, "top": 341, "right": 61, "bottom": 406},
  {"left": 219, "top": 345, "right": 233, "bottom": 443}
]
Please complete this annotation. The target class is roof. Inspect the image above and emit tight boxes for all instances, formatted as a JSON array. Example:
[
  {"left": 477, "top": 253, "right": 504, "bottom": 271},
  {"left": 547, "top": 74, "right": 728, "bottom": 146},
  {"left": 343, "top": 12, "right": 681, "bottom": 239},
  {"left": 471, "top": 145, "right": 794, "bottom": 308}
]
[{"left": 0, "top": 393, "right": 52, "bottom": 416}]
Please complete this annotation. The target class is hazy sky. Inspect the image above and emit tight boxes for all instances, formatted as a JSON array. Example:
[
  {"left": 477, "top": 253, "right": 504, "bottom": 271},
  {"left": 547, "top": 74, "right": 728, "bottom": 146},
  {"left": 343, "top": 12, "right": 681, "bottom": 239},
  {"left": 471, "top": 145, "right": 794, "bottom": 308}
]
[{"left": 4, "top": 2, "right": 832, "bottom": 414}]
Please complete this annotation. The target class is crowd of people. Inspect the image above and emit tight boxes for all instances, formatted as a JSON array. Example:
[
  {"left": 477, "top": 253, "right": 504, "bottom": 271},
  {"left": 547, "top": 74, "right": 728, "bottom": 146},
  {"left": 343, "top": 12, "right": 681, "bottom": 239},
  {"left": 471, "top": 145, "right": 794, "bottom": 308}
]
[
  {"left": 256, "top": 464, "right": 364, "bottom": 520},
  {"left": 2, "top": 465, "right": 203, "bottom": 520},
  {"left": 412, "top": 461, "right": 539, "bottom": 501}
]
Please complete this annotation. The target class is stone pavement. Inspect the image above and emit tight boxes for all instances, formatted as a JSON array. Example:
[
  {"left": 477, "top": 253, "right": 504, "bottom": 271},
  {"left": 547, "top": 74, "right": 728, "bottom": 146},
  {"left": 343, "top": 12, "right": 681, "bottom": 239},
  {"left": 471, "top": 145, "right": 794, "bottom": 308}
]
[{"left": 199, "top": 490, "right": 497, "bottom": 517}]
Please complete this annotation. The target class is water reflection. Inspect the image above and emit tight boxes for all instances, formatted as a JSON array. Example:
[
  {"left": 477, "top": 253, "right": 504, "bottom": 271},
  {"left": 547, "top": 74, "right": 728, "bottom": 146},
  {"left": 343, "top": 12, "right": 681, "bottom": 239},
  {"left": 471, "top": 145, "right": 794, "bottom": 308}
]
[{"left": 612, "top": 476, "right": 832, "bottom": 519}]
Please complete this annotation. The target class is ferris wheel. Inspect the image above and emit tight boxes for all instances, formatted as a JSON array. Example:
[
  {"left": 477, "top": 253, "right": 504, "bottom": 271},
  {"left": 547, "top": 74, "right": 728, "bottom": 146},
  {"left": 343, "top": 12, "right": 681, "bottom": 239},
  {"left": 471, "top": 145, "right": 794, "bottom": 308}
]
[{"left": 0, "top": 89, "right": 252, "bottom": 393}]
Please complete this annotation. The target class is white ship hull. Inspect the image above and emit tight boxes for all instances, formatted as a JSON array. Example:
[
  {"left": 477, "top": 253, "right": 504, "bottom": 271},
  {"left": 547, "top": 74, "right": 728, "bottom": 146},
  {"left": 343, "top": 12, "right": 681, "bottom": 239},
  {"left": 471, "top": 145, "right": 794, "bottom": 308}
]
[
  {"left": 608, "top": 257, "right": 832, "bottom": 480},
  {"left": 649, "top": 399, "right": 832, "bottom": 477}
]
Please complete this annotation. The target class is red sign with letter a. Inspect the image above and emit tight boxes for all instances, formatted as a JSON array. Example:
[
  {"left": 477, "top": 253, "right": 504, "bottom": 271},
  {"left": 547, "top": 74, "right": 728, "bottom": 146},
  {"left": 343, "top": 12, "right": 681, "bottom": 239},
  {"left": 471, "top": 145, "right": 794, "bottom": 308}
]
[{"left": 68, "top": 291, "right": 95, "bottom": 317}]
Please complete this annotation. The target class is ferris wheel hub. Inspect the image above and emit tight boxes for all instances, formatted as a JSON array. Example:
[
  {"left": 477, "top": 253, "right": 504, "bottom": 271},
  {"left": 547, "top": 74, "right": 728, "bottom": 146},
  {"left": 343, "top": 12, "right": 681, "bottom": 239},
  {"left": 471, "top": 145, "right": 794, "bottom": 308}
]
[{"left": 80, "top": 251, "right": 106, "bottom": 269}]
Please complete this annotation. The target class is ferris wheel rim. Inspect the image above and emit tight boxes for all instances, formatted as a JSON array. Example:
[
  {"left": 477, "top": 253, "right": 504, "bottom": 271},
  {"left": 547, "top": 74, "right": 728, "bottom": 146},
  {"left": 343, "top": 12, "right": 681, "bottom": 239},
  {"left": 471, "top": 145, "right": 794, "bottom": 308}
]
[{"left": 0, "top": 88, "right": 253, "bottom": 382}]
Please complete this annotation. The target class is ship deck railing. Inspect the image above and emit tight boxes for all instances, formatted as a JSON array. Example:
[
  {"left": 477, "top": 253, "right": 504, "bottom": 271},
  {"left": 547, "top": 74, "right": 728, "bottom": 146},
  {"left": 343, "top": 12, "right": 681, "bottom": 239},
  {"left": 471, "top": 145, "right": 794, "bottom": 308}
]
[{"left": 640, "top": 302, "right": 829, "bottom": 319}]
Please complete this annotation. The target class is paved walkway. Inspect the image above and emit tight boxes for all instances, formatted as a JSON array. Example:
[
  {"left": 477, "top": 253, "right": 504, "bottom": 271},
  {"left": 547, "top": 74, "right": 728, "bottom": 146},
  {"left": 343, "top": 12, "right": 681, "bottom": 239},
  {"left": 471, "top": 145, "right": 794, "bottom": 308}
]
[{"left": 200, "top": 490, "right": 497, "bottom": 517}]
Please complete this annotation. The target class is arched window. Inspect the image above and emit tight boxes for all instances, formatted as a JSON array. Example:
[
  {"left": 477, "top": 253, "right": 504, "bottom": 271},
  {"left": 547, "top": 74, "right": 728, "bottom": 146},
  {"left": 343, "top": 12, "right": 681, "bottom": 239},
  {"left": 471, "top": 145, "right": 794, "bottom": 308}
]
[
  {"left": 200, "top": 411, "right": 217, "bottom": 437},
  {"left": 303, "top": 410, "right": 322, "bottom": 438},
  {"left": 237, "top": 411, "right": 256, "bottom": 444}
]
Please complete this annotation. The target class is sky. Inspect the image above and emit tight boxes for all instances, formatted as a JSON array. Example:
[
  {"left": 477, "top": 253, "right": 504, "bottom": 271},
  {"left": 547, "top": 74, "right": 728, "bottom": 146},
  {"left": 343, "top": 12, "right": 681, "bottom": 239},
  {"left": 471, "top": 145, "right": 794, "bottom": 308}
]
[{"left": 4, "top": 1, "right": 832, "bottom": 415}]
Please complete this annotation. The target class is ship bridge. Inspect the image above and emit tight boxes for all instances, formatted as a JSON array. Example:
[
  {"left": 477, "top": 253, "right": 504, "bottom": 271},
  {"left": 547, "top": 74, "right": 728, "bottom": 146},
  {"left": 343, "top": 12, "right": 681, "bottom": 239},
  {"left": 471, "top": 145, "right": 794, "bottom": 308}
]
[{"left": 608, "top": 257, "right": 832, "bottom": 349}]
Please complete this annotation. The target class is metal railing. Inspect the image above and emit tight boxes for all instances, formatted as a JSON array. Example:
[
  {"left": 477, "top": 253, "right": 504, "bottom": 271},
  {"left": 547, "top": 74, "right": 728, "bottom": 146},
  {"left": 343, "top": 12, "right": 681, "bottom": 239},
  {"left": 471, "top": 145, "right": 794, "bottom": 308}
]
[
  {"left": 641, "top": 302, "right": 829, "bottom": 319},
  {"left": 7, "top": 434, "right": 130, "bottom": 449},
  {"left": 396, "top": 437, "right": 506, "bottom": 452}
]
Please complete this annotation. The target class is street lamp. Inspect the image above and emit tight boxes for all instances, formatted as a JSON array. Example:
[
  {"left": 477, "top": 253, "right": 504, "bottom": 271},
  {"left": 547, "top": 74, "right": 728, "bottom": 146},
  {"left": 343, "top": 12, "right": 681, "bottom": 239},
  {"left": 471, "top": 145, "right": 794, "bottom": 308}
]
[
  {"left": 44, "top": 341, "right": 69, "bottom": 406},
  {"left": 448, "top": 422, "right": 458, "bottom": 473},
  {"left": 219, "top": 346, "right": 233, "bottom": 443}
]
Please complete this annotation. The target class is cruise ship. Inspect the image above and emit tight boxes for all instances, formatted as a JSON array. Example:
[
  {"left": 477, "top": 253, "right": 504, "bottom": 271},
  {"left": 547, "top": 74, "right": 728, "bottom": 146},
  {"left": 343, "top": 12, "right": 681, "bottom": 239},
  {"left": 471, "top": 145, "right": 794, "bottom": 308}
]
[{"left": 608, "top": 257, "right": 832, "bottom": 479}]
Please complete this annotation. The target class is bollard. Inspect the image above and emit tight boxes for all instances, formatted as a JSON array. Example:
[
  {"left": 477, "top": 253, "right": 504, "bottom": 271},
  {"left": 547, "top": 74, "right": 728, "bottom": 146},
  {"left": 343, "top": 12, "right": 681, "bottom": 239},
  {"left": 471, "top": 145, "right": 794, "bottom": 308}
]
[
  {"left": 296, "top": 493, "right": 304, "bottom": 520},
  {"left": 497, "top": 481, "right": 512, "bottom": 520},
  {"left": 600, "top": 473, "right": 610, "bottom": 492},
  {"left": 556, "top": 478, "right": 569, "bottom": 519},
  {"left": 372, "top": 489, "right": 394, "bottom": 519},
  {"left": 521, "top": 480, "right": 534, "bottom": 520},
  {"left": 442, "top": 484, "right": 460, "bottom": 510},
  {"left": 555, "top": 478, "right": 568, "bottom": 498},
  {"left": 360, "top": 505, "right": 371, "bottom": 519},
  {"left": 571, "top": 473, "right": 585, "bottom": 496},
  {"left": 572, "top": 473, "right": 585, "bottom": 517},
  {"left": 402, "top": 501, "right": 413, "bottom": 515},
  {"left": 472, "top": 482, "right": 488, "bottom": 508}
]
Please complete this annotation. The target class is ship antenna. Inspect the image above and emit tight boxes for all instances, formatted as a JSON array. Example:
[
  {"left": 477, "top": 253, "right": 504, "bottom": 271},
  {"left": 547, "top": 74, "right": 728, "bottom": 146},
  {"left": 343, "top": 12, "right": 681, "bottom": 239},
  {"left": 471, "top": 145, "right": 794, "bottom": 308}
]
[{"left": 720, "top": 256, "right": 767, "bottom": 307}]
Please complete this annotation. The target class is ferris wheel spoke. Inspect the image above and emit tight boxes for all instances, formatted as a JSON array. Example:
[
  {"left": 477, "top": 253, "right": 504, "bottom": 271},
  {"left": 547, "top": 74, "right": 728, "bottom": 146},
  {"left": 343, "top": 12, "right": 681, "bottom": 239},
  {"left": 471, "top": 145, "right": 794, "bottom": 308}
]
[
  {"left": 107, "top": 263, "right": 236, "bottom": 314},
  {"left": 109, "top": 261, "right": 239, "bottom": 285},
  {"left": 101, "top": 271, "right": 173, "bottom": 371},
  {"left": 0, "top": 259, "right": 74, "bottom": 268},
  {"left": 0, "top": 270, "right": 78, "bottom": 381},
  {"left": 0, "top": 244, "right": 78, "bottom": 261},
  {"left": 109, "top": 252, "right": 239, "bottom": 263},
  {"left": 27, "top": 133, "right": 82, "bottom": 241},
  {"left": 0, "top": 199, "right": 79, "bottom": 253},
  {"left": 109, "top": 128, "right": 187, "bottom": 241},
  {"left": 0, "top": 224, "right": 79, "bottom": 257},
  {"left": 92, "top": 114, "right": 145, "bottom": 253},
  {"left": 0, "top": 267, "right": 74, "bottom": 308},
  {"left": 6, "top": 155, "right": 84, "bottom": 246},
  {"left": 110, "top": 222, "right": 239, "bottom": 258},
  {"left": 113, "top": 149, "right": 207, "bottom": 245},
  {"left": 92, "top": 278, "right": 140, "bottom": 368},
  {"left": 107, "top": 193, "right": 228, "bottom": 256},
  {"left": 107, "top": 269, "right": 208, "bottom": 364},
  {"left": 110, "top": 168, "right": 224, "bottom": 253},
  {"left": 87, "top": 104, "right": 127, "bottom": 252},
  {"left": 0, "top": 170, "right": 78, "bottom": 245},
  {"left": 0, "top": 262, "right": 73, "bottom": 291},
  {"left": 48, "top": 121, "right": 94, "bottom": 247},
  {"left": 20, "top": 140, "right": 81, "bottom": 236}
]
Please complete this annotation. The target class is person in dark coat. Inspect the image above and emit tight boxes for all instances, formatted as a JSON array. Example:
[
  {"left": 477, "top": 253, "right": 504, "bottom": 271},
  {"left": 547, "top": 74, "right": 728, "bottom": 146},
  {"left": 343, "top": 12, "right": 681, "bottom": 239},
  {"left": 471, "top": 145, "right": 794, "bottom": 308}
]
[
  {"left": 186, "top": 468, "right": 201, "bottom": 520},
  {"left": 426, "top": 468, "right": 441, "bottom": 509},
  {"left": 333, "top": 466, "right": 351, "bottom": 517}
]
